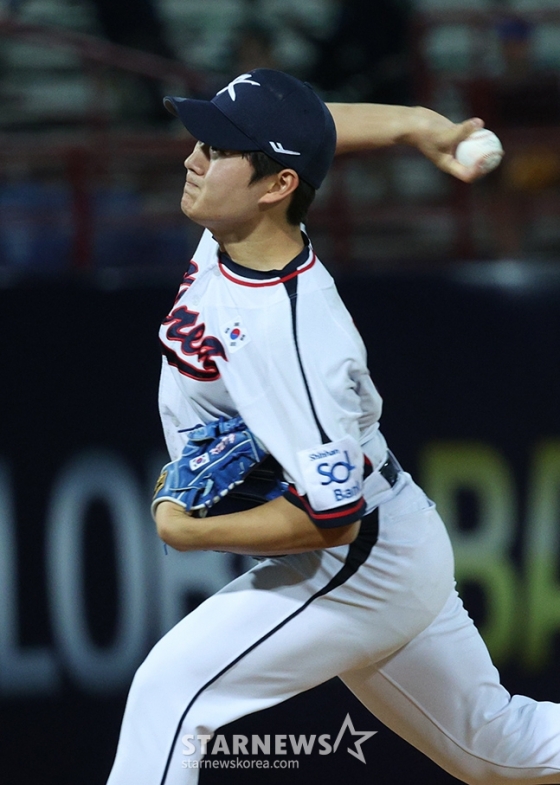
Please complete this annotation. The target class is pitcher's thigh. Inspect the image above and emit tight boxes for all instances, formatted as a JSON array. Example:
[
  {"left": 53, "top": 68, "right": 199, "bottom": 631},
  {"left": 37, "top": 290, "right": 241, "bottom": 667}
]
[{"left": 109, "top": 557, "right": 381, "bottom": 785}]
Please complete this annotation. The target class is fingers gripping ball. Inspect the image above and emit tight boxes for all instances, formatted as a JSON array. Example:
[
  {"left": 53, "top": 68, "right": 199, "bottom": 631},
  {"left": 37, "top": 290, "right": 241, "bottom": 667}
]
[
  {"left": 152, "top": 416, "right": 268, "bottom": 518},
  {"left": 456, "top": 129, "right": 504, "bottom": 174}
]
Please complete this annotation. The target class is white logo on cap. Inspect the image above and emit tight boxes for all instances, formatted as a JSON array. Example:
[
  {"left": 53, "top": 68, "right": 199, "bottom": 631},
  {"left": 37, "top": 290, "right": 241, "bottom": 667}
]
[
  {"left": 269, "top": 141, "right": 301, "bottom": 156},
  {"left": 216, "top": 73, "right": 261, "bottom": 101}
]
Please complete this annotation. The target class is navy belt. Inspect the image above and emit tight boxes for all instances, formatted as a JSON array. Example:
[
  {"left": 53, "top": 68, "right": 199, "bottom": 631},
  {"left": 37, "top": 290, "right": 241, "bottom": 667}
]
[{"left": 378, "top": 451, "right": 400, "bottom": 488}]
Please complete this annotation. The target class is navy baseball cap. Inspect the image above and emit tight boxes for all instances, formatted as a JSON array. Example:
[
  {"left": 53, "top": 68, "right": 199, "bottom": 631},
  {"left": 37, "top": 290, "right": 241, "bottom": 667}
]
[{"left": 163, "top": 69, "right": 336, "bottom": 189}]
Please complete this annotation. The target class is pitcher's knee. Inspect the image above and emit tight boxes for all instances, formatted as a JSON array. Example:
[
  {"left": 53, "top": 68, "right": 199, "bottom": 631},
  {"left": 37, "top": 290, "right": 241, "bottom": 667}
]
[
  {"left": 126, "top": 643, "right": 192, "bottom": 715},
  {"left": 124, "top": 656, "right": 162, "bottom": 714},
  {"left": 127, "top": 637, "right": 213, "bottom": 710},
  {"left": 129, "top": 653, "right": 216, "bottom": 727}
]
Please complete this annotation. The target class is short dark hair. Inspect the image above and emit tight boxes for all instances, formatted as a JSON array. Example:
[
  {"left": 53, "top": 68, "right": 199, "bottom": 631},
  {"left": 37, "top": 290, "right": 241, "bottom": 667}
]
[{"left": 243, "top": 151, "right": 316, "bottom": 226}]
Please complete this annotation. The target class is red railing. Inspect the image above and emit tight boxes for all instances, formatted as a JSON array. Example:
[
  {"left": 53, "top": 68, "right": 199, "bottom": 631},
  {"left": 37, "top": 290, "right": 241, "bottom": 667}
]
[{"left": 0, "top": 17, "right": 206, "bottom": 87}]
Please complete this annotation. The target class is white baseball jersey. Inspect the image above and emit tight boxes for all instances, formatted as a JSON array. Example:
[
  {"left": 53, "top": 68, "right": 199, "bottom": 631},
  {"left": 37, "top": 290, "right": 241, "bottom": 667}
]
[
  {"left": 109, "top": 228, "right": 560, "bottom": 785},
  {"left": 158, "top": 228, "right": 389, "bottom": 528}
]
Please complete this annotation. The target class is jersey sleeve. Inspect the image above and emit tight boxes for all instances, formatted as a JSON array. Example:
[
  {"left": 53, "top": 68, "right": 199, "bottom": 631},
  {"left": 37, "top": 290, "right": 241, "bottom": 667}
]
[{"left": 216, "top": 273, "right": 383, "bottom": 528}]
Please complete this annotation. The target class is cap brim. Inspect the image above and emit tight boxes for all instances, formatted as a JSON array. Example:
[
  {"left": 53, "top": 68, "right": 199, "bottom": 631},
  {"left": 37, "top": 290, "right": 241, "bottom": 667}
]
[{"left": 164, "top": 96, "right": 259, "bottom": 151}]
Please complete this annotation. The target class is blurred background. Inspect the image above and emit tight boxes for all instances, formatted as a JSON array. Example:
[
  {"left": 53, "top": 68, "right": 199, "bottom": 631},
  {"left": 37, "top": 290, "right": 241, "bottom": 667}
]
[
  {"left": 1, "top": 0, "right": 560, "bottom": 275},
  {"left": 1, "top": 1, "right": 560, "bottom": 784}
]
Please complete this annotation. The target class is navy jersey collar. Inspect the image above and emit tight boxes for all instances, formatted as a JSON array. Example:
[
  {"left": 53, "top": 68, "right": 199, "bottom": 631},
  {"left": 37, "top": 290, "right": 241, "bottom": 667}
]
[{"left": 218, "top": 233, "right": 311, "bottom": 281}]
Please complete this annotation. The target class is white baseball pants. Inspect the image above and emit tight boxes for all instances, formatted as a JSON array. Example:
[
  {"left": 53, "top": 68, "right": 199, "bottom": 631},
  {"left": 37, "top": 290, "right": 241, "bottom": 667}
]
[{"left": 107, "top": 474, "right": 560, "bottom": 785}]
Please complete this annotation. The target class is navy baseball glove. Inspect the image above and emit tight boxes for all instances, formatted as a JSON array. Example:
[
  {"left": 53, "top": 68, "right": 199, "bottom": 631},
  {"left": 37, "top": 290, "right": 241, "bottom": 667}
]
[
  {"left": 151, "top": 416, "right": 283, "bottom": 518},
  {"left": 205, "top": 455, "right": 288, "bottom": 517}
]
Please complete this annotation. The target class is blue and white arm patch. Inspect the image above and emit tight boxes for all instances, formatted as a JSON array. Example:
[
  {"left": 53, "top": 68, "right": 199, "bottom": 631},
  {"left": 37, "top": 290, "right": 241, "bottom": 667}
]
[{"left": 296, "top": 436, "right": 364, "bottom": 512}]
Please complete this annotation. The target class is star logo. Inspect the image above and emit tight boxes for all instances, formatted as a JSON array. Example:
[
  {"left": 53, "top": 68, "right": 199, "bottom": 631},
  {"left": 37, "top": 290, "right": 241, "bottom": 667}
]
[
  {"left": 332, "top": 713, "right": 378, "bottom": 764},
  {"left": 216, "top": 73, "right": 261, "bottom": 102}
]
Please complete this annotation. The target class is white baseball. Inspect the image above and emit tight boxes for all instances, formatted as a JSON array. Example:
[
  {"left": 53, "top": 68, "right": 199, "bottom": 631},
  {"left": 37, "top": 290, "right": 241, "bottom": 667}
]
[{"left": 455, "top": 129, "right": 504, "bottom": 174}]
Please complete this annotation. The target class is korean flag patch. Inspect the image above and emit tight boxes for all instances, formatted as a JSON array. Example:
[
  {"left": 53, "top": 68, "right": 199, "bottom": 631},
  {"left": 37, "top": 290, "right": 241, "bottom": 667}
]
[
  {"left": 297, "top": 435, "right": 364, "bottom": 511},
  {"left": 222, "top": 320, "right": 250, "bottom": 353}
]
